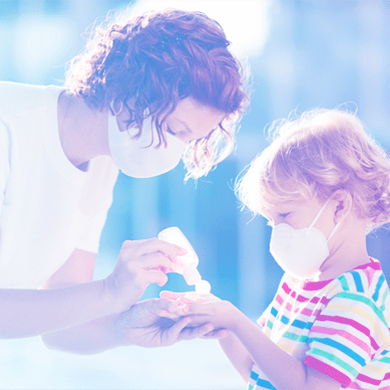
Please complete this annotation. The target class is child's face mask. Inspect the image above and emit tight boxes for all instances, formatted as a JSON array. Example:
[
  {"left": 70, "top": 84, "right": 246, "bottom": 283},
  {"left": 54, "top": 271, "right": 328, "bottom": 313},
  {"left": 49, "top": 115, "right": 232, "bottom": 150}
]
[
  {"left": 269, "top": 199, "right": 340, "bottom": 280},
  {"left": 108, "top": 114, "right": 188, "bottom": 178}
]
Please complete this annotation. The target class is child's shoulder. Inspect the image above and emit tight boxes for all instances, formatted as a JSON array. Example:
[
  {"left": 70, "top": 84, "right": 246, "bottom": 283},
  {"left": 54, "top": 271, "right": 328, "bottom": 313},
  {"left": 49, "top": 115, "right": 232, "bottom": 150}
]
[{"left": 328, "top": 259, "right": 389, "bottom": 307}]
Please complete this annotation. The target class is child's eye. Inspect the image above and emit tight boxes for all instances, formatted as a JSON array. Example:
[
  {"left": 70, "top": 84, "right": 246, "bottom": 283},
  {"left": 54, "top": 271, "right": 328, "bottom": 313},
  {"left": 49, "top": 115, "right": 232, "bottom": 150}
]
[{"left": 279, "top": 212, "right": 290, "bottom": 219}]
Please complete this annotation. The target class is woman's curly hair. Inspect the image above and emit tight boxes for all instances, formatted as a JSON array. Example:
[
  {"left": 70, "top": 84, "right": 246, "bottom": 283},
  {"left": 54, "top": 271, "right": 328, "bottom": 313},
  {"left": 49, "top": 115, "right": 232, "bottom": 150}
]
[
  {"left": 236, "top": 109, "right": 390, "bottom": 231},
  {"left": 65, "top": 8, "right": 250, "bottom": 179}
]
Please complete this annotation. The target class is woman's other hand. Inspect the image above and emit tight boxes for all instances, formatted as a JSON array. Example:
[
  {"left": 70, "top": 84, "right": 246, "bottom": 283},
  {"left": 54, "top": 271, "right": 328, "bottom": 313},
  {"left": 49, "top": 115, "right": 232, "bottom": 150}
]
[{"left": 112, "top": 298, "right": 228, "bottom": 348}]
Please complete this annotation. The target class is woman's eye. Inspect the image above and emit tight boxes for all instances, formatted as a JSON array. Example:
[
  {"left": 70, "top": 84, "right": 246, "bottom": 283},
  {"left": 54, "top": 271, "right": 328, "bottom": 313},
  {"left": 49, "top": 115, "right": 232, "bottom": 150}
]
[
  {"left": 167, "top": 127, "right": 176, "bottom": 135},
  {"left": 279, "top": 213, "right": 290, "bottom": 219}
]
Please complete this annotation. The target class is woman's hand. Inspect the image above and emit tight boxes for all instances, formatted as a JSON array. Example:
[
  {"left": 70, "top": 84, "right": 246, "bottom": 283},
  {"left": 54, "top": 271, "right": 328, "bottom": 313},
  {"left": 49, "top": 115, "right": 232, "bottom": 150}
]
[
  {"left": 104, "top": 238, "right": 185, "bottom": 314},
  {"left": 112, "top": 298, "right": 228, "bottom": 348},
  {"left": 159, "top": 291, "right": 241, "bottom": 332}
]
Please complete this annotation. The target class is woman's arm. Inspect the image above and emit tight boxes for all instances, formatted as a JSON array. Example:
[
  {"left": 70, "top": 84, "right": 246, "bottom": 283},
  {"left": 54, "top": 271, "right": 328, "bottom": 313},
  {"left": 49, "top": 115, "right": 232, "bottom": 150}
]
[
  {"left": 40, "top": 248, "right": 119, "bottom": 354},
  {"left": 0, "top": 238, "right": 184, "bottom": 340},
  {"left": 40, "top": 249, "right": 221, "bottom": 354}
]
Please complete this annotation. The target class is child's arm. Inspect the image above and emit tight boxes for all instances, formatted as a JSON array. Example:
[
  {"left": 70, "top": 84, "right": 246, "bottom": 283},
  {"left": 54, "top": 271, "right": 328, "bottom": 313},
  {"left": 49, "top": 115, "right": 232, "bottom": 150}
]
[
  {"left": 183, "top": 297, "right": 342, "bottom": 390},
  {"left": 218, "top": 333, "right": 254, "bottom": 382}
]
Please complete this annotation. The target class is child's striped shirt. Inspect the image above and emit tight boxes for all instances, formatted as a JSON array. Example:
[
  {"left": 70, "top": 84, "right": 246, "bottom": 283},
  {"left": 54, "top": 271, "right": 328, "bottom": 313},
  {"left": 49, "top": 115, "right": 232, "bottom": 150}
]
[{"left": 248, "top": 259, "right": 390, "bottom": 390}]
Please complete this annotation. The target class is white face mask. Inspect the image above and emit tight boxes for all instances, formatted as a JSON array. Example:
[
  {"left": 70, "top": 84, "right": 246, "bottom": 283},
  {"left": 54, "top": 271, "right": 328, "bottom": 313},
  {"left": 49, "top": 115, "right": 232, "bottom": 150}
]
[
  {"left": 108, "top": 113, "right": 188, "bottom": 178},
  {"left": 269, "top": 199, "right": 340, "bottom": 280}
]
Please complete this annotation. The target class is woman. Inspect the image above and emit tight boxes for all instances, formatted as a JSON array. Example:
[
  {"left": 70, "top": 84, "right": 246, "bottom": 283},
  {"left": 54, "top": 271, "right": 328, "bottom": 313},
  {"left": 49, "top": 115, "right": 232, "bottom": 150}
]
[{"left": 0, "top": 8, "right": 248, "bottom": 354}]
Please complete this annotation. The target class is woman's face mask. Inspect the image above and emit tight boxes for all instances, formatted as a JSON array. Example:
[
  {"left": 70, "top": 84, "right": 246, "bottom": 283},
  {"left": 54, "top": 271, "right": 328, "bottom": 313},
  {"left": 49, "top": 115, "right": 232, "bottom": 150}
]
[
  {"left": 108, "top": 113, "right": 188, "bottom": 178},
  {"left": 269, "top": 199, "right": 340, "bottom": 280},
  {"left": 107, "top": 97, "right": 226, "bottom": 178}
]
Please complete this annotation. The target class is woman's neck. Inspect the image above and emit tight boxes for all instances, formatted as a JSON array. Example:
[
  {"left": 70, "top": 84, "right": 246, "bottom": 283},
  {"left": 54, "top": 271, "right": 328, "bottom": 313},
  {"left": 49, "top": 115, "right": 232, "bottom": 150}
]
[{"left": 57, "top": 92, "right": 110, "bottom": 170}]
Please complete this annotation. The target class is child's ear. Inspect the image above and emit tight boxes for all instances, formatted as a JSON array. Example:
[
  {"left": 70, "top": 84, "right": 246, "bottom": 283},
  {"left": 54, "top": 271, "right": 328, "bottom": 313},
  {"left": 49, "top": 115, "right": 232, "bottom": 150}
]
[{"left": 331, "top": 189, "right": 352, "bottom": 223}]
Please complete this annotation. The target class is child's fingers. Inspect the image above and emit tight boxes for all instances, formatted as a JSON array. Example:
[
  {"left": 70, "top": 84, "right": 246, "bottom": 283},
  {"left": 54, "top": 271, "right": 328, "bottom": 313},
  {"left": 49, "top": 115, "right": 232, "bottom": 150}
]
[
  {"left": 157, "top": 309, "right": 183, "bottom": 319},
  {"left": 201, "top": 329, "right": 229, "bottom": 339},
  {"left": 160, "top": 290, "right": 185, "bottom": 301}
]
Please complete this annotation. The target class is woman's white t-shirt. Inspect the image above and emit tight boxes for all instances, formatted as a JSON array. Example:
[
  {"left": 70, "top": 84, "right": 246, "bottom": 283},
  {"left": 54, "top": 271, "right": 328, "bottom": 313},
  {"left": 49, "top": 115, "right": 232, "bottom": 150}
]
[{"left": 0, "top": 81, "right": 118, "bottom": 288}]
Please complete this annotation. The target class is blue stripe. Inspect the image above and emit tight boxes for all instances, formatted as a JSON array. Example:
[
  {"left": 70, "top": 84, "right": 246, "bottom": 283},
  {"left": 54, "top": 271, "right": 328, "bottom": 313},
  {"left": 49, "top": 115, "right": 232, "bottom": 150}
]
[
  {"left": 291, "top": 319, "right": 306, "bottom": 329},
  {"left": 351, "top": 271, "right": 364, "bottom": 292},
  {"left": 280, "top": 315, "right": 289, "bottom": 325},
  {"left": 310, "top": 337, "right": 366, "bottom": 366},
  {"left": 291, "top": 319, "right": 314, "bottom": 330},
  {"left": 270, "top": 307, "right": 278, "bottom": 318},
  {"left": 256, "top": 378, "right": 277, "bottom": 389},
  {"left": 250, "top": 371, "right": 259, "bottom": 381},
  {"left": 373, "top": 274, "right": 385, "bottom": 302}
]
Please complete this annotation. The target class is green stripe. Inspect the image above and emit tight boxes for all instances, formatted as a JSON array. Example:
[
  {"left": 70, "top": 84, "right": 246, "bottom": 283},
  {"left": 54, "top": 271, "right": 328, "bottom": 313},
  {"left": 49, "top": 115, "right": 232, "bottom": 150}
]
[
  {"left": 380, "top": 357, "right": 390, "bottom": 364},
  {"left": 283, "top": 331, "right": 307, "bottom": 343},
  {"left": 310, "top": 347, "right": 358, "bottom": 376},
  {"left": 338, "top": 275, "right": 350, "bottom": 291},
  {"left": 267, "top": 320, "right": 273, "bottom": 330},
  {"left": 380, "top": 287, "right": 389, "bottom": 311},
  {"left": 335, "top": 292, "right": 386, "bottom": 325}
]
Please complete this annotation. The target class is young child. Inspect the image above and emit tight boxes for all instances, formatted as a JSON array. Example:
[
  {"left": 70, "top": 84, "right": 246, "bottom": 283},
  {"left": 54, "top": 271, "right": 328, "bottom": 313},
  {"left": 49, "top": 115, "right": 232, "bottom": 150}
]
[{"left": 161, "top": 108, "right": 390, "bottom": 390}]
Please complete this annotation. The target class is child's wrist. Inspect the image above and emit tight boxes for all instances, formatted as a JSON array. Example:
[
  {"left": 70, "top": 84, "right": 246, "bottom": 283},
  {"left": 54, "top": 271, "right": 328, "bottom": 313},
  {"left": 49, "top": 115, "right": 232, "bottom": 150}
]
[{"left": 225, "top": 302, "right": 246, "bottom": 332}]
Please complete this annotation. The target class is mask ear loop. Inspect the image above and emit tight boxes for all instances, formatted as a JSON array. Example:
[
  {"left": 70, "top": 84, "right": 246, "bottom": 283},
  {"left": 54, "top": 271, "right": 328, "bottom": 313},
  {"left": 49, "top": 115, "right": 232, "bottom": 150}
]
[
  {"left": 308, "top": 198, "right": 341, "bottom": 241},
  {"left": 308, "top": 199, "right": 330, "bottom": 229},
  {"left": 111, "top": 99, "right": 124, "bottom": 116}
]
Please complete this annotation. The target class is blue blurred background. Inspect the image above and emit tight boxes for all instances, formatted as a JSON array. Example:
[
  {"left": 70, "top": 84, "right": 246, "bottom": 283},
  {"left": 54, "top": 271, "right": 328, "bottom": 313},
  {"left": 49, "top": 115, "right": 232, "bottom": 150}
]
[{"left": 1, "top": 0, "right": 390, "bottom": 389}]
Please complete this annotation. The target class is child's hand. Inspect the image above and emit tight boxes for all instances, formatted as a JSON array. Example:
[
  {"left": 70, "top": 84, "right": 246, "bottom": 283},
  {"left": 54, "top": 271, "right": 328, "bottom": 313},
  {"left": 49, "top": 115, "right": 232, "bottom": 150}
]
[{"left": 159, "top": 291, "right": 241, "bottom": 332}]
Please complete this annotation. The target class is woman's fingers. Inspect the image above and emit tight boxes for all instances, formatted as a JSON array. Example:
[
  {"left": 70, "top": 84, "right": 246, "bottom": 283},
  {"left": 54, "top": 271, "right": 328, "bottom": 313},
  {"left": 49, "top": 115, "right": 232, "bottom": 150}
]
[
  {"left": 162, "top": 317, "right": 192, "bottom": 345},
  {"left": 122, "top": 238, "right": 186, "bottom": 261},
  {"left": 178, "top": 323, "right": 215, "bottom": 341},
  {"left": 146, "top": 270, "right": 169, "bottom": 287}
]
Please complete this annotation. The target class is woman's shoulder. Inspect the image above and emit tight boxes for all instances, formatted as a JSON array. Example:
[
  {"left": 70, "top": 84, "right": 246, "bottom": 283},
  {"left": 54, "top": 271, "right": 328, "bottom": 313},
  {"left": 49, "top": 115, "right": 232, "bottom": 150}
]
[{"left": 0, "top": 81, "right": 64, "bottom": 116}]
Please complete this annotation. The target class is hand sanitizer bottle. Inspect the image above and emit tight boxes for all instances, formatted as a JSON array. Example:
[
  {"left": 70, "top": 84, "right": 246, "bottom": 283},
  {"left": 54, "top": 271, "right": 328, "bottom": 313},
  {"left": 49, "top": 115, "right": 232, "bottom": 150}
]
[{"left": 158, "top": 227, "right": 211, "bottom": 294}]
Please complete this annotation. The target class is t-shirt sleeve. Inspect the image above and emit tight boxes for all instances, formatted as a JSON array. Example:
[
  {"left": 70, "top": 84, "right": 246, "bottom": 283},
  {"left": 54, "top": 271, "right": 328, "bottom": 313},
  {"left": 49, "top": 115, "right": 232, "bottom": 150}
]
[
  {"left": 0, "top": 120, "right": 11, "bottom": 212},
  {"left": 75, "top": 156, "right": 118, "bottom": 253},
  {"left": 304, "top": 291, "right": 389, "bottom": 388}
]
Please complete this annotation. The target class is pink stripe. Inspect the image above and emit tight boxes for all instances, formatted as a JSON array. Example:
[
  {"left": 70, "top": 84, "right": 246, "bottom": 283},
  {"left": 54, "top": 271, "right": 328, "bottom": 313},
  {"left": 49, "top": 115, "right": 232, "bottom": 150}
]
[
  {"left": 356, "top": 373, "right": 381, "bottom": 386},
  {"left": 304, "top": 356, "right": 350, "bottom": 387},
  {"left": 282, "top": 282, "right": 291, "bottom": 294},
  {"left": 317, "top": 315, "right": 380, "bottom": 351},
  {"left": 302, "top": 279, "right": 332, "bottom": 291},
  {"left": 259, "top": 317, "right": 266, "bottom": 328},
  {"left": 297, "top": 294, "right": 309, "bottom": 302},
  {"left": 275, "top": 294, "right": 283, "bottom": 305},
  {"left": 310, "top": 325, "right": 371, "bottom": 356},
  {"left": 301, "top": 308, "right": 313, "bottom": 317},
  {"left": 348, "top": 382, "right": 366, "bottom": 390}
]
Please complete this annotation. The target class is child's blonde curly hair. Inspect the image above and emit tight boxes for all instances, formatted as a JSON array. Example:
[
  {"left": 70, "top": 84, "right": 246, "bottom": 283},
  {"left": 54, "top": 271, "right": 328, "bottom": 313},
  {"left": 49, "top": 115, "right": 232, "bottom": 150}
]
[{"left": 236, "top": 109, "right": 390, "bottom": 231}]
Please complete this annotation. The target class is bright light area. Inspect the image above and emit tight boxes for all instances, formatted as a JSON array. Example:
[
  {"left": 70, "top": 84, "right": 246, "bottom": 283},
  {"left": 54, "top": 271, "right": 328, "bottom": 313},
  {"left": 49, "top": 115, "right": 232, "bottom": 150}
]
[
  {"left": 131, "top": 0, "right": 272, "bottom": 58},
  {"left": 14, "top": 15, "right": 76, "bottom": 82}
]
